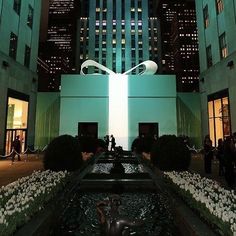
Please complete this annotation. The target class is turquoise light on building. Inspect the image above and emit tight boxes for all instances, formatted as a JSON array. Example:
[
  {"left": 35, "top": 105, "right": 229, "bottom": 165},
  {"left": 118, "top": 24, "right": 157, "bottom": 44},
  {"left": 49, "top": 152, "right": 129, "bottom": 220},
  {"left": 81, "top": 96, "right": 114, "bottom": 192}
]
[{"left": 0, "top": 0, "right": 41, "bottom": 154}]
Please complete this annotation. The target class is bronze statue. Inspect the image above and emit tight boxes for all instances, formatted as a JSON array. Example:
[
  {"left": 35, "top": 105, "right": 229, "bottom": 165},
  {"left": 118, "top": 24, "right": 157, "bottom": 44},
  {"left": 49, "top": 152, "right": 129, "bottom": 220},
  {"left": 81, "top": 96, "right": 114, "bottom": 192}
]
[{"left": 96, "top": 195, "right": 143, "bottom": 236}]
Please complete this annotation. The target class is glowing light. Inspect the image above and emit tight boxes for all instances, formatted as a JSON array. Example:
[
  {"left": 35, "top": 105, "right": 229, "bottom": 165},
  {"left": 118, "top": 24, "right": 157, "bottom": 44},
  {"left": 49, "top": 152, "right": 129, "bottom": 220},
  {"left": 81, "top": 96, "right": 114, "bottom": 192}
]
[{"left": 109, "top": 74, "right": 128, "bottom": 150}]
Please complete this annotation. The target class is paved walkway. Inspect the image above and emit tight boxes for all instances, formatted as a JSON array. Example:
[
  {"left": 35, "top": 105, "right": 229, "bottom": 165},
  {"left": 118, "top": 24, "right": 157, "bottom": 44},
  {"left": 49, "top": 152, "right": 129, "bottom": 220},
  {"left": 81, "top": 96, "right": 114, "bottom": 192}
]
[
  {"left": 0, "top": 154, "right": 43, "bottom": 187},
  {"left": 0, "top": 152, "right": 230, "bottom": 189},
  {"left": 190, "top": 153, "right": 228, "bottom": 188}
]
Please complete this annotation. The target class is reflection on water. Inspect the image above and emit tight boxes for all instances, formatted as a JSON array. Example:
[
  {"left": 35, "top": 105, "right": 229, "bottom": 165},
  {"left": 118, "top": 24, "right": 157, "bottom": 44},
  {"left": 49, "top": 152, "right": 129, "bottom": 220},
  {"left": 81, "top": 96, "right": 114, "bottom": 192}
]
[
  {"left": 54, "top": 192, "right": 175, "bottom": 236},
  {"left": 91, "top": 163, "right": 146, "bottom": 174}
]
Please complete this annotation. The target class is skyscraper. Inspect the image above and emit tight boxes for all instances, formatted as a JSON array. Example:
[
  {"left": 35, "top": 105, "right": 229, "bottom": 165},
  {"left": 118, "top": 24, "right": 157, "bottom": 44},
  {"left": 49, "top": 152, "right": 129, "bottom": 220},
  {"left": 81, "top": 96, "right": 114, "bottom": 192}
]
[
  {"left": 156, "top": 0, "right": 199, "bottom": 92},
  {"left": 38, "top": 0, "right": 78, "bottom": 91},
  {"left": 77, "top": 0, "right": 159, "bottom": 74}
]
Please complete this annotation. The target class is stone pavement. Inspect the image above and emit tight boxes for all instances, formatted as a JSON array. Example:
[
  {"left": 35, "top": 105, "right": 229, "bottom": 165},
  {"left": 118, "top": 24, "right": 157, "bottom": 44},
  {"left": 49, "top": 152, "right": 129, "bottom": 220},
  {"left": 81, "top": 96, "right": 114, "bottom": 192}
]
[
  {"left": 190, "top": 153, "right": 228, "bottom": 188},
  {"left": 0, "top": 154, "right": 43, "bottom": 187},
  {"left": 0, "top": 152, "right": 230, "bottom": 189}
]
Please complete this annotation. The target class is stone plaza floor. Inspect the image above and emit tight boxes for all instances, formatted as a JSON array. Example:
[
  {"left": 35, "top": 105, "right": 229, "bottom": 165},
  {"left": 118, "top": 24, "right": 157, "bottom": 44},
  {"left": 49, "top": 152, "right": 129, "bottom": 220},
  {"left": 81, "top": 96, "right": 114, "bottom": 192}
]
[
  {"left": 0, "top": 154, "right": 43, "bottom": 187},
  {"left": 0, "top": 152, "right": 229, "bottom": 188}
]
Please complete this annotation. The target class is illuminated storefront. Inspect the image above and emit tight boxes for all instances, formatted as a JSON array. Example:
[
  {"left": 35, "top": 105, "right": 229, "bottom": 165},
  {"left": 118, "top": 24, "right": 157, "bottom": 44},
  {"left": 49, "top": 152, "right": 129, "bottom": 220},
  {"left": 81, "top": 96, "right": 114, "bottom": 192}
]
[
  {"left": 5, "top": 93, "right": 29, "bottom": 155},
  {"left": 208, "top": 90, "right": 231, "bottom": 147}
]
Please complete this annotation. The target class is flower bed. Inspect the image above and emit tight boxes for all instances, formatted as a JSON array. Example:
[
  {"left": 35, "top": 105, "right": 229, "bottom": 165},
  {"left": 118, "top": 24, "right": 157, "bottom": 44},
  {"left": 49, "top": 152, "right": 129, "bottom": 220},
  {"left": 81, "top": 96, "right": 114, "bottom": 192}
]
[
  {"left": 0, "top": 170, "right": 68, "bottom": 236},
  {"left": 164, "top": 171, "right": 236, "bottom": 236}
]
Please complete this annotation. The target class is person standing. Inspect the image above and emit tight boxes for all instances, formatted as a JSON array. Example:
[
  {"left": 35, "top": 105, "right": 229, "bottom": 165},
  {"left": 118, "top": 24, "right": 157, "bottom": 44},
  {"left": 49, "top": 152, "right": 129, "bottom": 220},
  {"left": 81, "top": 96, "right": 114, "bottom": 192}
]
[
  {"left": 223, "top": 136, "right": 235, "bottom": 188},
  {"left": 110, "top": 135, "right": 116, "bottom": 151},
  {"left": 216, "top": 138, "right": 224, "bottom": 176},
  {"left": 203, "top": 135, "right": 213, "bottom": 174},
  {"left": 12, "top": 135, "right": 21, "bottom": 162},
  {"left": 104, "top": 135, "right": 110, "bottom": 151}
]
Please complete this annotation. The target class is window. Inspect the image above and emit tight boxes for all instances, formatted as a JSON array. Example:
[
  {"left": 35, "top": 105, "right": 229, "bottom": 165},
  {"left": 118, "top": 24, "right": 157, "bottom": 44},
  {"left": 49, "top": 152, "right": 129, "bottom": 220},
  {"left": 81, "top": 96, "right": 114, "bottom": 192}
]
[
  {"left": 24, "top": 45, "right": 31, "bottom": 68},
  {"left": 27, "top": 5, "right": 33, "bottom": 28},
  {"left": 206, "top": 45, "right": 212, "bottom": 67},
  {"left": 13, "top": 0, "right": 21, "bottom": 15},
  {"left": 9, "top": 32, "right": 18, "bottom": 59},
  {"left": 203, "top": 5, "right": 209, "bottom": 28},
  {"left": 216, "top": 0, "right": 224, "bottom": 14},
  {"left": 219, "top": 32, "right": 227, "bottom": 58},
  {"left": 208, "top": 94, "right": 231, "bottom": 147}
]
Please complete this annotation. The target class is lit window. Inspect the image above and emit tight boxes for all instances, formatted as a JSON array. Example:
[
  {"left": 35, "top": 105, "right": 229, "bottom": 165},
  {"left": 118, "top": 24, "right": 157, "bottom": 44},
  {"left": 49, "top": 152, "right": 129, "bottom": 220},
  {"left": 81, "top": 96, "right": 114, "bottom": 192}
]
[
  {"left": 208, "top": 95, "right": 231, "bottom": 146},
  {"left": 219, "top": 32, "right": 227, "bottom": 58},
  {"left": 203, "top": 5, "right": 209, "bottom": 28},
  {"left": 216, "top": 0, "right": 224, "bottom": 14}
]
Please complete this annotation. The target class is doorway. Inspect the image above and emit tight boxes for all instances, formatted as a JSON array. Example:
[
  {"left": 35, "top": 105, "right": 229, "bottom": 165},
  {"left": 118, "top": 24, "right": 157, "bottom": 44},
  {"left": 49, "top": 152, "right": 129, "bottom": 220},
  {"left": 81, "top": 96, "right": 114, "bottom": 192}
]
[
  {"left": 5, "top": 91, "right": 29, "bottom": 155},
  {"left": 78, "top": 122, "right": 98, "bottom": 138},
  {"left": 139, "top": 123, "right": 159, "bottom": 138}
]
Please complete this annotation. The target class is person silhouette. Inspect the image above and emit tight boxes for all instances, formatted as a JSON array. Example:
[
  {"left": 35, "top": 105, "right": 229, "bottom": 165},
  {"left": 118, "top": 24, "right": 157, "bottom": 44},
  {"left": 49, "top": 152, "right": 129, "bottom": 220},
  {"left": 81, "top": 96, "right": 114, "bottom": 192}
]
[
  {"left": 11, "top": 135, "right": 21, "bottom": 163},
  {"left": 110, "top": 135, "right": 116, "bottom": 151},
  {"left": 96, "top": 195, "right": 143, "bottom": 236}
]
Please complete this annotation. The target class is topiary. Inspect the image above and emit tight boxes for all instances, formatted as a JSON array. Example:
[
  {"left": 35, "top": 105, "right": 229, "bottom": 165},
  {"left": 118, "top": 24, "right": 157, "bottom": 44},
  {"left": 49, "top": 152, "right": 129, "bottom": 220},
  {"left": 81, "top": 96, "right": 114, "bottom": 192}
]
[
  {"left": 44, "top": 135, "right": 82, "bottom": 171},
  {"left": 151, "top": 134, "right": 191, "bottom": 171},
  {"left": 131, "top": 136, "right": 156, "bottom": 154},
  {"left": 78, "top": 136, "right": 97, "bottom": 153}
]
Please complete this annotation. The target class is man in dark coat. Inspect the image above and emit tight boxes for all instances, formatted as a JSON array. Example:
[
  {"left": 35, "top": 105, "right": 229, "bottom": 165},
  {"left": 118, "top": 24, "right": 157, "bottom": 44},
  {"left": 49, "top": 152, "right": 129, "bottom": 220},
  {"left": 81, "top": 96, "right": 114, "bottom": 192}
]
[{"left": 12, "top": 135, "right": 21, "bottom": 162}]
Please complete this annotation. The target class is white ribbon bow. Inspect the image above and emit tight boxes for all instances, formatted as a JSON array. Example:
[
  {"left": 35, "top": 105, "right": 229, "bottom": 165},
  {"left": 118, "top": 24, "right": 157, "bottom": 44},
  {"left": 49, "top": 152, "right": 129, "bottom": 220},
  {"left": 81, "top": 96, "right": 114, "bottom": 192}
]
[{"left": 80, "top": 59, "right": 158, "bottom": 75}]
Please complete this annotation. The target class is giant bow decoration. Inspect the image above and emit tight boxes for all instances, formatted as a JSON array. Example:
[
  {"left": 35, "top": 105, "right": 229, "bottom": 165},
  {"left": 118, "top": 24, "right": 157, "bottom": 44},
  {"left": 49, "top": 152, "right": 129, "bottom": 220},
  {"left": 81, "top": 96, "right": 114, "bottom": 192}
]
[{"left": 80, "top": 59, "right": 158, "bottom": 75}]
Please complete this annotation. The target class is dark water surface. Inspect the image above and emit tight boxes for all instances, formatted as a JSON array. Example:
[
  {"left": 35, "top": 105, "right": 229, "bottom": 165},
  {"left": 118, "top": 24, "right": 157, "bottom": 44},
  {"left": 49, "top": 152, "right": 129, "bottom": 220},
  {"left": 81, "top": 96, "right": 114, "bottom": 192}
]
[{"left": 53, "top": 191, "right": 175, "bottom": 236}]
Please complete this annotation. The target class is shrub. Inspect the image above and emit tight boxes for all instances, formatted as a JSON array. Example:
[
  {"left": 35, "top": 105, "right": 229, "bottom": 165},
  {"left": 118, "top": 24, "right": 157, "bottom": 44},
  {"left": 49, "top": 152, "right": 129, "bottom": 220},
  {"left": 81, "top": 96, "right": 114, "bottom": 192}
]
[
  {"left": 131, "top": 136, "right": 156, "bottom": 154},
  {"left": 44, "top": 135, "right": 82, "bottom": 171},
  {"left": 151, "top": 135, "right": 191, "bottom": 171},
  {"left": 78, "top": 136, "right": 97, "bottom": 153}
]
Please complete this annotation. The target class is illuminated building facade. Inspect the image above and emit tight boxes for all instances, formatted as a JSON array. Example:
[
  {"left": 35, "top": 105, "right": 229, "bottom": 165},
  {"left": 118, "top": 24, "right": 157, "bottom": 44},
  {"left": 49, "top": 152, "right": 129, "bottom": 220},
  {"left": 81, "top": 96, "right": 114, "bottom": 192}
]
[
  {"left": 35, "top": 0, "right": 202, "bottom": 149},
  {"left": 156, "top": 0, "right": 199, "bottom": 92},
  {"left": 77, "top": 0, "right": 160, "bottom": 74},
  {"left": 196, "top": 0, "right": 236, "bottom": 146},
  {"left": 0, "top": 0, "right": 41, "bottom": 155}
]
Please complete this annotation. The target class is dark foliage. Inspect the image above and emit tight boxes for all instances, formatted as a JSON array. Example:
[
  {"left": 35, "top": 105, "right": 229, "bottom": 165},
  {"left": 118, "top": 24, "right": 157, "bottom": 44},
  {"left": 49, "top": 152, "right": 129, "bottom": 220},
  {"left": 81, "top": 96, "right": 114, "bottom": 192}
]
[
  {"left": 131, "top": 136, "right": 156, "bottom": 154},
  {"left": 151, "top": 135, "right": 191, "bottom": 171},
  {"left": 78, "top": 136, "right": 97, "bottom": 153},
  {"left": 44, "top": 135, "right": 82, "bottom": 171},
  {"left": 96, "top": 138, "right": 107, "bottom": 153}
]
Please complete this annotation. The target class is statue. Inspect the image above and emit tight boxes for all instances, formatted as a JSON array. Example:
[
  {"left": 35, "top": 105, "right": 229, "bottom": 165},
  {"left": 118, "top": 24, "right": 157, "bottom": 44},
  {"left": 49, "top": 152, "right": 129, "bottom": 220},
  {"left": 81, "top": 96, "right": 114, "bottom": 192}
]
[{"left": 96, "top": 195, "right": 144, "bottom": 236}]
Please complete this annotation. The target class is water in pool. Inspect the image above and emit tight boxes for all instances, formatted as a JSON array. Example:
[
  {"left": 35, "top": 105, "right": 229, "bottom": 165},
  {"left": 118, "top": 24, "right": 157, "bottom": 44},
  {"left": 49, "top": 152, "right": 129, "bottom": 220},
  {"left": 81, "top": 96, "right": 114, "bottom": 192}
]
[{"left": 53, "top": 191, "right": 175, "bottom": 236}]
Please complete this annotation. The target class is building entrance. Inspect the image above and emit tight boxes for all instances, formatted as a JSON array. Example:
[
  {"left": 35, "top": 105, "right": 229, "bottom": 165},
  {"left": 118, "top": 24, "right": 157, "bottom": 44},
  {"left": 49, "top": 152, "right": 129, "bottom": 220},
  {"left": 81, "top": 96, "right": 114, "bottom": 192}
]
[
  {"left": 78, "top": 122, "right": 98, "bottom": 138},
  {"left": 139, "top": 123, "right": 158, "bottom": 138},
  {"left": 5, "top": 95, "right": 29, "bottom": 155}
]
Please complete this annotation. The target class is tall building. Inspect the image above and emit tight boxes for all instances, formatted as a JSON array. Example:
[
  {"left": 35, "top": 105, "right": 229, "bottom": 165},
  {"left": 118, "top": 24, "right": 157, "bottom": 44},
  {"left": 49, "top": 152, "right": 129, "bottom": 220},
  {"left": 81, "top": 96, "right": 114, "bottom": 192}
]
[
  {"left": 0, "top": 0, "right": 41, "bottom": 154},
  {"left": 38, "top": 0, "right": 78, "bottom": 91},
  {"left": 156, "top": 0, "right": 199, "bottom": 92},
  {"left": 196, "top": 0, "right": 236, "bottom": 146},
  {"left": 76, "top": 0, "right": 159, "bottom": 74}
]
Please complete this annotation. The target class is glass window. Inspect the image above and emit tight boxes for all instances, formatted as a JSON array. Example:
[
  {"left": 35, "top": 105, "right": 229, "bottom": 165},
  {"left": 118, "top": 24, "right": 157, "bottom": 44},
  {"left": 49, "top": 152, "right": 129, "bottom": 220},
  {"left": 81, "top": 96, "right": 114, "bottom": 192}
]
[
  {"left": 216, "top": 0, "right": 224, "bottom": 14},
  {"left": 208, "top": 96, "right": 231, "bottom": 146},
  {"left": 24, "top": 45, "right": 31, "bottom": 68},
  {"left": 203, "top": 5, "right": 209, "bottom": 28},
  {"left": 13, "top": 0, "right": 21, "bottom": 15},
  {"left": 27, "top": 5, "right": 34, "bottom": 28},
  {"left": 9, "top": 32, "right": 18, "bottom": 60},
  {"left": 206, "top": 45, "right": 212, "bottom": 68},
  {"left": 219, "top": 32, "right": 227, "bottom": 58},
  {"left": 7, "top": 97, "right": 28, "bottom": 129}
]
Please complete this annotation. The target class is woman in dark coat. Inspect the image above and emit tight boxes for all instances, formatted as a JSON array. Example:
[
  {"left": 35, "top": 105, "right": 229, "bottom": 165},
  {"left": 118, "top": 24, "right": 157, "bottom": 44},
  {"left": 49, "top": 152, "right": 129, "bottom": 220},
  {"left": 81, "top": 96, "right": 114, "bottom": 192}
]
[{"left": 203, "top": 135, "right": 213, "bottom": 174}]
